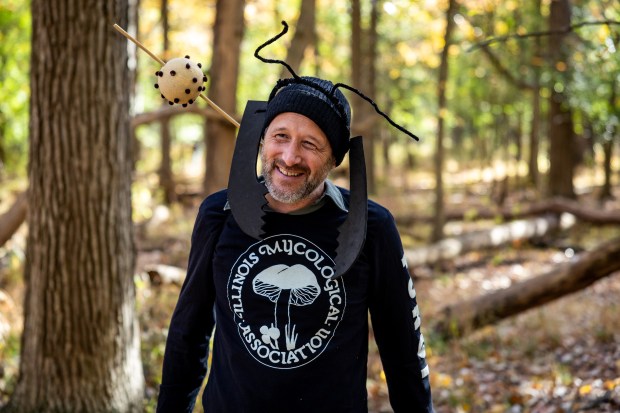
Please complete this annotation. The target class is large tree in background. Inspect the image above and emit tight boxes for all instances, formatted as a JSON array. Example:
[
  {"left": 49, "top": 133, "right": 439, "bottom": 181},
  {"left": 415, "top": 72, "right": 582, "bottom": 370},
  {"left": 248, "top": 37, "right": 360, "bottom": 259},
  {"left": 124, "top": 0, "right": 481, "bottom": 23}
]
[
  {"left": 204, "top": 0, "right": 245, "bottom": 195},
  {"left": 280, "top": 0, "right": 316, "bottom": 79},
  {"left": 351, "top": 0, "right": 380, "bottom": 195},
  {"left": 547, "top": 0, "right": 576, "bottom": 198},
  {"left": 5, "top": 0, "right": 144, "bottom": 411}
]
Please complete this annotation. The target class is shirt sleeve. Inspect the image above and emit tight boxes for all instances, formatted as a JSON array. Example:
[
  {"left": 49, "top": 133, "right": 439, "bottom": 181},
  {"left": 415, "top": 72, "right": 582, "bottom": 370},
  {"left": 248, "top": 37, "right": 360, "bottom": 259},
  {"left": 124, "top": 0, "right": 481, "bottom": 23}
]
[
  {"left": 368, "top": 208, "right": 434, "bottom": 413},
  {"left": 156, "top": 195, "right": 227, "bottom": 413}
]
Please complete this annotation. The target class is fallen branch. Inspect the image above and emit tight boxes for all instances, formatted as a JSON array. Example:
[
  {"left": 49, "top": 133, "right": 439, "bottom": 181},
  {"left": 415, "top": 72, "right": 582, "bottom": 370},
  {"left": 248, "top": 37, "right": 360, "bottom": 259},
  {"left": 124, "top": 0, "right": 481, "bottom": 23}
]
[
  {"left": 0, "top": 190, "right": 28, "bottom": 247},
  {"left": 468, "top": 19, "right": 620, "bottom": 51},
  {"left": 144, "top": 264, "right": 186, "bottom": 286},
  {"left": 433, "top": 236, "right": 620, "bottom": 340},
  {"left": 404, "top": 213, "right": 575, "bottom": 267},
  {"left": 131, "top": 105, "right": 240, "bottom": 127},
  {"left": 395, "top": 197, "right": 620, "bottom": 226}
]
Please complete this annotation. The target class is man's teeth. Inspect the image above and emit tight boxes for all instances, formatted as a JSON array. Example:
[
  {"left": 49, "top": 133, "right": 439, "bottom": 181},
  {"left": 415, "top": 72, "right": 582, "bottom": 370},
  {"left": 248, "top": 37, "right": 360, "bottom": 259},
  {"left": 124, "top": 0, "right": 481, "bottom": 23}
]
[{"left": 278, "top": 167, "right": 301, "bottom": 177}]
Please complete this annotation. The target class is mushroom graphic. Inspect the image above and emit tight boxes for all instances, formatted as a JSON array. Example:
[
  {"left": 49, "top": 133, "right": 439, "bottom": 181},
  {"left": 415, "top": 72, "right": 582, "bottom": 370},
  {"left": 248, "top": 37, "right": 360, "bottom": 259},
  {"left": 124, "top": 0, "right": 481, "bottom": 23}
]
[{"left": 252, "top": 264, "right": 320, "bottom": 350}]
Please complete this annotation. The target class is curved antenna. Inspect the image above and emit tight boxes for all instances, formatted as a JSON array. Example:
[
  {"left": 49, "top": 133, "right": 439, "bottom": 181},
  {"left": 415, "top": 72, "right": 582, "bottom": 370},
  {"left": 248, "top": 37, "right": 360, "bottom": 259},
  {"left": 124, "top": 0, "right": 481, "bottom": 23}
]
[
  {"left": 254, "top": 21, "right": 300, "bottom": 80},
  {"left": 332, "top": 83, "right": 420, "bottom": 141},
  {"left": 253, "top": 20, "right": 421, "bottom": 142}
]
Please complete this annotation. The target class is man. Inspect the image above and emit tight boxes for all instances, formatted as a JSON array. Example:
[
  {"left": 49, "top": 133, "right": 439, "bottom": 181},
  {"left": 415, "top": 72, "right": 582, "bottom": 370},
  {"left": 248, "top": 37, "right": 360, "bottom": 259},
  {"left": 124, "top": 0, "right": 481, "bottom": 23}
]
[{"left": 156, "top": 76, "right": 434, "bottom": 412}]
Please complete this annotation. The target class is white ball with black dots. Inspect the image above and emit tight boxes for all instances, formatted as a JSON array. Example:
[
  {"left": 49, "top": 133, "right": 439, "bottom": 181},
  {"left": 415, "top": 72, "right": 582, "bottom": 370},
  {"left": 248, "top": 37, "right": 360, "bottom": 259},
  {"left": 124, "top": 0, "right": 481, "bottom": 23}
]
[{"left": 154, "top": 56, "right": 207, "bottom": 107}]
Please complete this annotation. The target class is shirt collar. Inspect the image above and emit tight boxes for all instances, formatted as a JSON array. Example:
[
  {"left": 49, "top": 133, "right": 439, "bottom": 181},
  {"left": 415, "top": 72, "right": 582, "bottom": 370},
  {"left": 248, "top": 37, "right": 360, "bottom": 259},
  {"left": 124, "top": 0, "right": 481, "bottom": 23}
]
[{"left": 223, "top": 179, "right": 347, "bottom": 215}]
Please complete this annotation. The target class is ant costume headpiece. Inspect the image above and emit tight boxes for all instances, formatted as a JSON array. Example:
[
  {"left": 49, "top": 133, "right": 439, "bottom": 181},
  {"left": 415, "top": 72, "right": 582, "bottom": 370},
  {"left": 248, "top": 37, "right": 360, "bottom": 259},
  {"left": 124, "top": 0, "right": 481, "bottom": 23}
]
[{"left": 227, "top": 21, "right": 419, "bottom": 279}]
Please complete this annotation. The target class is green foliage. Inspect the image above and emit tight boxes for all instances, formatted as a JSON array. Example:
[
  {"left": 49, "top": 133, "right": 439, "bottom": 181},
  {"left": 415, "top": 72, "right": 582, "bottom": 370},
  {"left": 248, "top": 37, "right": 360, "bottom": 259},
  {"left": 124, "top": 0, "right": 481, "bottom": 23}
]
[
  {"left": 0, "top": 330, "right": 19, "bottom": 404},
  {"left": 0, "top": 0, "right": 30, "bottom": 178},
  {"left": 568, "top": 4, "right": 620, "bottom": 142}
]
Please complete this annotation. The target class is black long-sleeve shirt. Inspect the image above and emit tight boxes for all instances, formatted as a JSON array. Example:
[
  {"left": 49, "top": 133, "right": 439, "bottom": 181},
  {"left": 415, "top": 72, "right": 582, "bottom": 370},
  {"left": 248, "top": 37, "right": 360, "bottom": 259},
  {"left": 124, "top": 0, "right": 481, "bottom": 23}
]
[{"left": 157, "top": 186, "right": 433, "bottom": 413}]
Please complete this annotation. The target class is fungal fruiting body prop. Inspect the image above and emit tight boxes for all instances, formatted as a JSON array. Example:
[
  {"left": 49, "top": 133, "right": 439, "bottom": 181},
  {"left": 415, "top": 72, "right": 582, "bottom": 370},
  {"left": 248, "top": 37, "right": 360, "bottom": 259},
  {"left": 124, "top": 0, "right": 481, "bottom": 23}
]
[
  {"left": 155, "top": 56, "right": 207, "bottom": 107},
  {"left": 113, "top": 24, "right": 239, "bottom": 127}
]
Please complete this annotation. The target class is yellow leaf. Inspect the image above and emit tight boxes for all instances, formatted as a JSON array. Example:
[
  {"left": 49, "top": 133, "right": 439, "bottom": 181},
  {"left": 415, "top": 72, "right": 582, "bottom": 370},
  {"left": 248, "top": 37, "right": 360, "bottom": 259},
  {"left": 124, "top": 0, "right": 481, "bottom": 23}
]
[
  {"left": 436, "top": 373, "right": 452, "bottom": 387},
  {"left": 495, "top": 21, "right": 509, "bottom": 36},
  {"left": 578, "top": 384, "right": 592, "bottom": 396}
]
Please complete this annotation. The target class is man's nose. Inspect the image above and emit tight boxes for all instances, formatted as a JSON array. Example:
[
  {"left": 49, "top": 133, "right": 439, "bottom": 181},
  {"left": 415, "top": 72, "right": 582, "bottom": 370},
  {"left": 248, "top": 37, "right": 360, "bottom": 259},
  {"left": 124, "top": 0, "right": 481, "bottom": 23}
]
[{"left": 281, "top": 142, "right": 301, "bottom": 166}]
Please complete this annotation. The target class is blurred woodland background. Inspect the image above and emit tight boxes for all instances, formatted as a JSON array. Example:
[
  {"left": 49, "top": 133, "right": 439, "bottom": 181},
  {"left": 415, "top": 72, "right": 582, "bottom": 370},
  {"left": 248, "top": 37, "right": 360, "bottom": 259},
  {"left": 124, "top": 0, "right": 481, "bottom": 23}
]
[{"left": 0, "top": 0, "right": 619, "bottom": 412}]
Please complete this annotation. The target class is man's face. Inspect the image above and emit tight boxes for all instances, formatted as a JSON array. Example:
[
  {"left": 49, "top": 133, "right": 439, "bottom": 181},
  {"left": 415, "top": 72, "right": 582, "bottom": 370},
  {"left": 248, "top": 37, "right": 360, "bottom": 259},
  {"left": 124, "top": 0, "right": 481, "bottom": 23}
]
[{"left": 261, "top": 112, "right": 335, "bottom": 211}]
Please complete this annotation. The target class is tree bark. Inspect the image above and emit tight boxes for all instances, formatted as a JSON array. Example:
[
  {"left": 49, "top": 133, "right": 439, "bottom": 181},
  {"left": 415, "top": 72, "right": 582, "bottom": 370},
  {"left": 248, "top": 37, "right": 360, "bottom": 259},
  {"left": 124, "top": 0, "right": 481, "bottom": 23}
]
[
  {"left": 529, "top": 82, "right": 541, "bottom": 188},
  {"left": 0, "top": 190, "right": 27, "bottom": 248},
  {"left": 204, "top": 0, "right": 245, "bottom": 195},
  {"left": 365, "top": 0, "right": 379, "bottom": 195},
  {"left": 159, "top": 0, "right": 176, "bottom": 204},
  {"left": 547, "top": 0, "right": 575, "bottom": 198},
  {"left": 431, "top": 0, "right": 458, "bottom": 242},
  {"left": 434, "top": 236, "right": 620, "bottom": 339},
  {"left": 599, "top": 78, "right": 617, "bottom": 201},
  {"left": 6, "top": 1, "right": 144, "bottom": 411},
  {"left": 350, "top": 0, "right": 379, "bottom": 194},
  {"left": 405, "top": 213, "right": 574, "bottom": 267},
  {"left": 280, "top": 0, "right": 316, "bottom": 79},
  {"left": 529, "top": 3, "right": 543, "bottom": 189},
  {"left": 600, "top": 139, "right": 614, "bottom": 200}
]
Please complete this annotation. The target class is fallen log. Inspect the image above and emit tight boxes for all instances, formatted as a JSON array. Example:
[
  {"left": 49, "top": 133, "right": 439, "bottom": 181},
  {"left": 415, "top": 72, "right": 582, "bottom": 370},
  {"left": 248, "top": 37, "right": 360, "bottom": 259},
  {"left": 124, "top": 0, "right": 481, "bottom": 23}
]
[
  {"left": 433, "top": 236, "right": 620, "bottom": 340},
  {"left": 144, "top": 264, "right": 186, "bottom": 286},
  {"left": 404, "top": 213, "right": 575, "bottom": 267},
  {"left": 0, "top": 190, "right": 28, "bottom": 247},
  {"left": 395, "top": 197, "right": 620, "bottom": 226}
]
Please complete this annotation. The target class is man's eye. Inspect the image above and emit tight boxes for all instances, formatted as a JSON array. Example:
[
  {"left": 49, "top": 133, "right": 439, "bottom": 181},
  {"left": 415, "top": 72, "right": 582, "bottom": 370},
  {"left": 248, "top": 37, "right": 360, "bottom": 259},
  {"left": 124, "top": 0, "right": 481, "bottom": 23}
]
[
  {"left": 302, "top": 141, "right": 317, "bottom": 150},
  {"left": 275, "top": 133, "right": 288, "bottom": 140}
]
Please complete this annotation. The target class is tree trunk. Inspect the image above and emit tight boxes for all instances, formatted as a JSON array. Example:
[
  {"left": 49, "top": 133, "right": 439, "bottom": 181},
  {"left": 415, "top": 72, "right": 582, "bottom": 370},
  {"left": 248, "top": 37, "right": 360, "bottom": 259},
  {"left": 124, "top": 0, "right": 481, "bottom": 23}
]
[
  {"left": 280, "top": 0, "right": 316, "bottom": 79},
  {"left": 365, "top": 0, "right": 379, "bottom": 195},
  {"left": 599, "top": 78, "right": 617, "bottom": 201},
  {"left": 529, "top": 83, "right": 541, "bottom": 188},
  {"left": 0, "top": 190, "right": 27, "bottom": 248},
  {"left": 159, "top": 0, "right": 176, "bottom": 204},
  {"left": 204, "top": 0, "right": 245, "bottom": 195},
  {"left": 434, "top": 236, "right": 620, "bottom": 339},
  {"left": 128, "top": 0, "right": 140, "bottom": 173},
  {"left": 350, "top": 0, "right": 379, "bottom": 195},
  {"left": 431, "top": 0, "right": 458, "bottom": 242},
  {"left": 6, "top": 1, "right": 144, "bottom": 411},
  {"left": 547, "top": 0, "right": 575, "bottom": 198},
  {"left": 600, "top": 139, "right": 613, "bottom": 200},
  {"left": 529, "top": 0, "right": 543, "bottom": 189}
]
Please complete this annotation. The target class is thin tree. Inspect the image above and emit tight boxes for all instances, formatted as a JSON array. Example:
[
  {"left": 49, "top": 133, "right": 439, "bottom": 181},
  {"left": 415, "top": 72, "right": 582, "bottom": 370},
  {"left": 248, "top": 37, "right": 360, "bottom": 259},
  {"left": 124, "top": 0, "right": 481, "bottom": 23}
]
[
  {"left": 350, "top": 0, "right": 379, "bottom": 194},
  {"left": 5, "top": 0, "right": 144, "bottom": 412},
  {"left": 547, "top": 0, "right": 576, "bottom": 198},
  {"left": 159, "top": 0, "right": 176, "bottom": 204},
  {"left": 599, "top": 77, "right": 617, "bottom": 201},
  {"left": 431, "top": 0, "right": 458, "bottom": 242},
  {"left": 204, "top": 0, "right": 245, "bottom": 195},
  {"left": 280, "top": 0, "right": 316, "bottom": 80}
]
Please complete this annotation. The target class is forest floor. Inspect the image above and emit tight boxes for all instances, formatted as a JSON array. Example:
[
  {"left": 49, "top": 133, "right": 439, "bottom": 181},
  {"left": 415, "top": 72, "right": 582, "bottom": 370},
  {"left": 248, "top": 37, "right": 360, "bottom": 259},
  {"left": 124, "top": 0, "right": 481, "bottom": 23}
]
[{"left": 0, "top": 182, "right": 619, "bottom": 412}]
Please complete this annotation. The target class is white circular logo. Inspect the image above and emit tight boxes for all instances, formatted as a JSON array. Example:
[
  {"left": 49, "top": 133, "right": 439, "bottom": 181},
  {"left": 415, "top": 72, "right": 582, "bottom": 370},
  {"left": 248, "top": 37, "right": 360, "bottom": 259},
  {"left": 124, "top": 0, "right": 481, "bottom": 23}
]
[{"left": 227, "top": 234, "right": 346, "bottom": 369}]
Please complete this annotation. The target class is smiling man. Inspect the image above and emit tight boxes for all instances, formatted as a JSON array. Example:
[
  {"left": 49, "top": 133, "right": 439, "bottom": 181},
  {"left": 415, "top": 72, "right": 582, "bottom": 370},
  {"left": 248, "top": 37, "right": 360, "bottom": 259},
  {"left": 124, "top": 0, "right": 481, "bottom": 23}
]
[
  {"left": 156, "top": 76, "right": 434, "bottom": 413},
  {"left": 261, "top": 112, "right": 335, "bottom": 212}
]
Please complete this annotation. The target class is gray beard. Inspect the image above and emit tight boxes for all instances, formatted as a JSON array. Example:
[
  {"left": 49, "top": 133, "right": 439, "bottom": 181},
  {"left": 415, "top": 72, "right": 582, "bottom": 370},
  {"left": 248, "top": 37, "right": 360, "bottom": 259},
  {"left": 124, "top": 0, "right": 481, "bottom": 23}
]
[{"left": 261, "top": 153, "right": 333, "bottom": 205}]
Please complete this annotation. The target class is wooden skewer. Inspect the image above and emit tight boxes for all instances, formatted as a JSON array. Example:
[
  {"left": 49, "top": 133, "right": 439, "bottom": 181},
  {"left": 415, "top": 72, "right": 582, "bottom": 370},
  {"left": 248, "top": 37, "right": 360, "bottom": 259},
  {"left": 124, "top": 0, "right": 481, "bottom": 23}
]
[{"left": 113, "top": 24, "right": 240, "bottom": 129}]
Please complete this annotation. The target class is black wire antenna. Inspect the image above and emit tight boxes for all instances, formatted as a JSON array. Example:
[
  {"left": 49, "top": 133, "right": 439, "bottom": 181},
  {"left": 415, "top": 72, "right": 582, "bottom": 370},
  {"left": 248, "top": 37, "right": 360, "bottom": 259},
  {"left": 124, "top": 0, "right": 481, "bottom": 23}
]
[{"left": 254, "top": 21, "right": 420, "bottom": 142}]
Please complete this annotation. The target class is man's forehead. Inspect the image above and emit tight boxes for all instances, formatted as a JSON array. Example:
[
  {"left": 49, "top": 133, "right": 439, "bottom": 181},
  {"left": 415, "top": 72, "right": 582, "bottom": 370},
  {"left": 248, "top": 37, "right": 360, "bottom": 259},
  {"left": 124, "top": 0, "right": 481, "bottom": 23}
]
[{"left": 267, "top": 113, "right": 329, "bottom": 142}]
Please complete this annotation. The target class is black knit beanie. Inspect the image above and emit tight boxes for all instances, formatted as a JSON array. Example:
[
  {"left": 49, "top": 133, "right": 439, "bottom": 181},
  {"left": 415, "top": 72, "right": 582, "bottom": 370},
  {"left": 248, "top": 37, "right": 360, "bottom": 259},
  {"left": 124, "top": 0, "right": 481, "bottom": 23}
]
[{"left": 263, "top": 76, "right": 351, "bottom": 166}]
